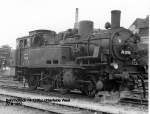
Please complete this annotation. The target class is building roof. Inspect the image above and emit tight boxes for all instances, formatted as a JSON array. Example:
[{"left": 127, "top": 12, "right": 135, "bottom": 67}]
[{"left": 132, "top": 16, "right": 149, "bottom": 29}]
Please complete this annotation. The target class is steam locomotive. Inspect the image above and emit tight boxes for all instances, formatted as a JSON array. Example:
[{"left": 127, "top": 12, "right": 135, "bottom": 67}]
[{"left": 14, "top": 10, "right": 148, "bottom": 97}]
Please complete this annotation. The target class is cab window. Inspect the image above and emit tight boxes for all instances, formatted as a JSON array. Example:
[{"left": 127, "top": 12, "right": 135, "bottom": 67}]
[
  {"left": 19, "top": 40, "right": 23, "bottom": 48},
  {"left": 24, "top": 39, "right": 27, "bottom": 48}
]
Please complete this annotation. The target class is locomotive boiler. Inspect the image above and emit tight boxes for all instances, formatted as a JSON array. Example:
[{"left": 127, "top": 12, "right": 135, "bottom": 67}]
[{"left": 14, "top": 10, "right": 148, "bottom": 98}]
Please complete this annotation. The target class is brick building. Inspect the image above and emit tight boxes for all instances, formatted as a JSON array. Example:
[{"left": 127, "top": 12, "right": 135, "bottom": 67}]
[
  {"left": 0, "top": 45, "right": 11, "bottom": 69},
  {"left": 129, "top": 16, "right": 149, "bottom": 44}
]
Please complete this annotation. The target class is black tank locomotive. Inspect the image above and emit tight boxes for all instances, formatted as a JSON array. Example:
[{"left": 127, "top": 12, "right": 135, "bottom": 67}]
[{"left": 15, "top": 10, "right": 148, "bottom": 97}]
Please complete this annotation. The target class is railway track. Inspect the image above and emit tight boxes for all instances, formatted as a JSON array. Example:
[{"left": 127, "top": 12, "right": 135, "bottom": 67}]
[
  {"left": 0, "top": 83, "right": 148, "bottom": 107},
  {"left": 0, "top": 97, "right": 56, "bottom": 114},
  {"left": 0, "top": 78, "right": 148, "bottom": 104},
  {"left": 0, "top": 87, "right": 148, "bottom": 114},
  {"left": 119, "top": 90, "right": 148, "bottom": 106},
  {"left": 119, "top": 97, "right": 148, "bottom": 106},
  {"left": 119, "top": 79, "right": 148, "bottom": 106},
  {"left": 0, "top": 76, "right": 148, "bottom": 114},
  {"left": 0, "top": 94, "right": 94, "bottom": 114}
]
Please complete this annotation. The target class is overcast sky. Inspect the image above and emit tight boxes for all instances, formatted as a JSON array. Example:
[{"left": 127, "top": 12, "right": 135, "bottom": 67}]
[{"left": 0, "top": 0, "right": 149, "bottom": 48}]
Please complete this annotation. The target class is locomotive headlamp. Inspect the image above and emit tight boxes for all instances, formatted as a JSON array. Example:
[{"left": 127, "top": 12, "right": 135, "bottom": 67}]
[
  {"left": 111, "top": 62, "right": 118, "bottom": 69},
  {"left": 113, "top": 63, "right": 118, "bottom": 69}
]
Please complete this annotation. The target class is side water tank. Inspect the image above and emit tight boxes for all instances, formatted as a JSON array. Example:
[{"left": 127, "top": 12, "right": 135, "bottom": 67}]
[{"left": 78, "top": 20, "right": 93, "bottom": 40}]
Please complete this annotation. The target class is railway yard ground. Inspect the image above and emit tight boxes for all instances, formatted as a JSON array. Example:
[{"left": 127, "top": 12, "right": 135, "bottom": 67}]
[
  {"left": 0, "top": 71, "right": 148, "bottom": 114},
  {"left": 0, "top": 102, "right": 54, "bottom": 114}
]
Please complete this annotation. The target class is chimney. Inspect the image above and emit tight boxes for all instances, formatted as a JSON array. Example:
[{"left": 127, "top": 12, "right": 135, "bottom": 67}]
[
  {"left": 74, "top": 8, "right": 79, "bottom": 29},
  {"left": 111, "top": 10, "right": 121, "bottom": 29}
]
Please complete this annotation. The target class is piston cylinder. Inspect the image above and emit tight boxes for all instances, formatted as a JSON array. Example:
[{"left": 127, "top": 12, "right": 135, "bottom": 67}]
[
  {"left": 78, "top": 20, "right": 93, "bottom": 39},
  {"left": 111, "top": 10, "right": 121, "bottom": 29}
]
